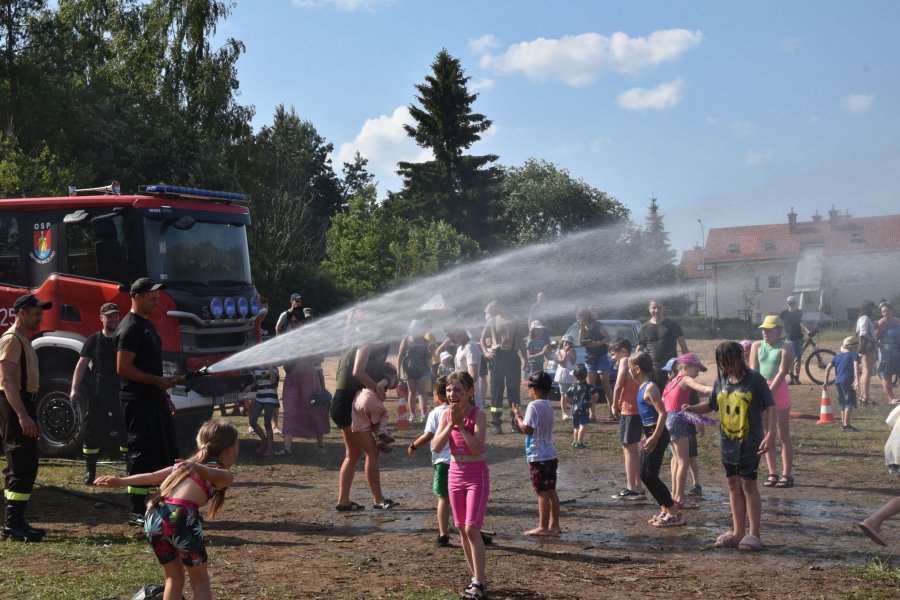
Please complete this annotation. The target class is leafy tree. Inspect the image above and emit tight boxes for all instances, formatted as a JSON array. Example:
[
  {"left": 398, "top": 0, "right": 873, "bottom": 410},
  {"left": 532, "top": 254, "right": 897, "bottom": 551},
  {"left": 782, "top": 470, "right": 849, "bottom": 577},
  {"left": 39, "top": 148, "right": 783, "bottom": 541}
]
[
  {"left": 496, "top": 158, "right": 629, "bottom": 246},
  {"left": 239, "top": 105, "right": 343, "bottom": 307},
  {"left": 0, "top": 132, "right": 73, "bottom": 196},
  {"left": 0, "top": 0, "right": 46, "bottom": 134},
  {"left": 322, "top": 185, "right": 401, "bottom": 298},
  {"left": 394, "top": 49, "right": 501, "bottom": 247},
  {"left": 341, "top": 150, "right": 375, "bottom": 202}
]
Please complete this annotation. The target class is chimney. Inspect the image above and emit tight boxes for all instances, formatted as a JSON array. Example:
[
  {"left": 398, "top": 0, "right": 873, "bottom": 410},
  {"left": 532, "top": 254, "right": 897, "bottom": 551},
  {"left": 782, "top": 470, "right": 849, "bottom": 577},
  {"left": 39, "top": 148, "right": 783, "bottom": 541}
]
[
  {"left": 828, "top": 205, "right": 840, "bottom": 227},
  {"left": 788, "top": 207, "right": 797, "bottom": 232},
  {"left": 811, "top": 211, "right": 822, "bottom": 223}
]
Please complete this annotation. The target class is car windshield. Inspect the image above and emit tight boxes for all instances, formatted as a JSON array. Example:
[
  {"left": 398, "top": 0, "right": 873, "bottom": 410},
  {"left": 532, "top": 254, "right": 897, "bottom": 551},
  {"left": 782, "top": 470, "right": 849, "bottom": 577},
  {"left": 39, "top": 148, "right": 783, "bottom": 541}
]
[{"left": 143, "top": 218, "right": 251, "bottom": 285}]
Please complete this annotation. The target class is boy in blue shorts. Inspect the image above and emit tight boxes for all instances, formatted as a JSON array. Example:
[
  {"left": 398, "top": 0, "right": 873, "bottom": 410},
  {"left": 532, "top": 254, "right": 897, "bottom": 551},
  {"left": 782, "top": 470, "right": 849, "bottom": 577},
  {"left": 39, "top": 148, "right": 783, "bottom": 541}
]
[
  {"left": 823, "top": 336, "right": 861, "bottom": 432},
  {"left": 563, "top": 365, "right": 599, "bottom": 449}
]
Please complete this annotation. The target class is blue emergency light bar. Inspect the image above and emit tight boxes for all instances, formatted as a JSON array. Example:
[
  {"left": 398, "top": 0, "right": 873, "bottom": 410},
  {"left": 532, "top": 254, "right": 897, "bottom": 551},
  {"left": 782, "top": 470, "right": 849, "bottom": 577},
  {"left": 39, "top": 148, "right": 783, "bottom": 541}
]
[{"left": 140, "top": 185, "right": 248, "bottom": 203}]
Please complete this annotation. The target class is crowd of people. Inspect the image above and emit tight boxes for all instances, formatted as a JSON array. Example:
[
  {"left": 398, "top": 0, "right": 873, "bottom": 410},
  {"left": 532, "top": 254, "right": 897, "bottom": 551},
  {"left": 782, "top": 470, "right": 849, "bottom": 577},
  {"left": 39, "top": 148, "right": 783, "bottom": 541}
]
[{"left": 3, "top": 288, "right": 900, "bottom": 600}]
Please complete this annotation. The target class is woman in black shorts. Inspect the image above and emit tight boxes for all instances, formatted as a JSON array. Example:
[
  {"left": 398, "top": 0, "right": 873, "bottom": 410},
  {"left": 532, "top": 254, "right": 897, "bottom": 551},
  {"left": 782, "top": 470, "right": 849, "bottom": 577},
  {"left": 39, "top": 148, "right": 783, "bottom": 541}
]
[{"left": 331, "top": 342, "right": 398, "bottom": 511}]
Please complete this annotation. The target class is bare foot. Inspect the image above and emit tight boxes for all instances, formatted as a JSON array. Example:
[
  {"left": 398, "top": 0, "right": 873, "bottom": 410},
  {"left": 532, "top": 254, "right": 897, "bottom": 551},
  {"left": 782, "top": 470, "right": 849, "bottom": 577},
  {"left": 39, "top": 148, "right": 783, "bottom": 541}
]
[
  {"left": 523, "top": 527, "right": 553, "bottom": 536},
  {"left": 860, "top": 520, "right": 887, "bottom": 546},
  {"left": 549, "top": 527, "right": 561, "bottom": 536}
]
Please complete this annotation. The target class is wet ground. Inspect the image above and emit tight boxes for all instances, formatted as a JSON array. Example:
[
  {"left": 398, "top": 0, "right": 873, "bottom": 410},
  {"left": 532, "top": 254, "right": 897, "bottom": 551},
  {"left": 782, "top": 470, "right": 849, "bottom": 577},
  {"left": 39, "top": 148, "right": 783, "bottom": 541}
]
[{"left": 20, "top": 339, "right": 900, "bottom": 598}]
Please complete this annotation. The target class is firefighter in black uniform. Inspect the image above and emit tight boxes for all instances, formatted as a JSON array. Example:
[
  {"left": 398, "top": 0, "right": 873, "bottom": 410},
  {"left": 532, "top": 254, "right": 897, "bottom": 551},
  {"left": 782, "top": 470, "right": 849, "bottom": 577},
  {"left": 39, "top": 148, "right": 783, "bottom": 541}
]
[
  {"left": 71, "top": 302, "right": 127, "bottom": 485},
  {"left": 0, "top": 294, "right": 51, "bottom": 542},
  {"left": 116, "top": 278, "right": 177, "bottom": 526}
]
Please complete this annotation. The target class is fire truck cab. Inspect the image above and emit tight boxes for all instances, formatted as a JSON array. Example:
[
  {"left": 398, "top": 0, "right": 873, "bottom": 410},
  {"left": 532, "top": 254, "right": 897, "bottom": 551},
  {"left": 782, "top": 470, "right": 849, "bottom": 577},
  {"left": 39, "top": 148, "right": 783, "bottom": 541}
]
[{"left": 0, "top": 183, "right": 262, "bottom": 455}]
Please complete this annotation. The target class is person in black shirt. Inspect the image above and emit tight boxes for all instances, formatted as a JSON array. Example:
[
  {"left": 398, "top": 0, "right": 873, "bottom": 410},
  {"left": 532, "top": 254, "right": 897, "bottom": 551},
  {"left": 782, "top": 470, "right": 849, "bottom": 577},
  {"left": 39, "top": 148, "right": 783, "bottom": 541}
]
[
  {"left": 636, "top": 300, "right": 689, "bottom": 390},
  {"left": 71, "top": 303, "right": 126, "bottom": 485},
  {"left": 779, "top": 296, "right": 809, "bottom": 384},
  {"left": 116, "top": 278, "right": 177, "bottom": 526}
]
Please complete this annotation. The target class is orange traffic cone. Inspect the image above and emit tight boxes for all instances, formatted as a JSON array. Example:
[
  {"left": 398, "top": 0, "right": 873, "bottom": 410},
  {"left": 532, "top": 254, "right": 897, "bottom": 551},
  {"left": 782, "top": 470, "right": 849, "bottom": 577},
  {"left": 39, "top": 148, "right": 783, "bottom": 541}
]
[{"left": 816, "top": 388, "right": 836, "bottom": 425}]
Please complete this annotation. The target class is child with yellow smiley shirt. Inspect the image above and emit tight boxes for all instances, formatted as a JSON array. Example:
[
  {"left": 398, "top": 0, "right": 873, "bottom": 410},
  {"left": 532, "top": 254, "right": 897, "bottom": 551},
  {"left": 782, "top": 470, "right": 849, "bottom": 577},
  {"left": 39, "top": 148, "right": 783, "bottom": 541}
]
[{"left": 685, "top": 341, "right": 775, "bottom": 552}]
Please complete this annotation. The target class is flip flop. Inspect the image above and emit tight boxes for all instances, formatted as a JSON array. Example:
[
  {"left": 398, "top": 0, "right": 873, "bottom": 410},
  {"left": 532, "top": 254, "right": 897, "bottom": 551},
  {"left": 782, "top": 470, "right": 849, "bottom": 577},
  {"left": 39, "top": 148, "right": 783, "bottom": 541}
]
[
  {"left": 859, "top": 522, "right": 887, "bottom": 547},
  {"left": 336, "top": 501, "right": 365, "bottom": 512}
]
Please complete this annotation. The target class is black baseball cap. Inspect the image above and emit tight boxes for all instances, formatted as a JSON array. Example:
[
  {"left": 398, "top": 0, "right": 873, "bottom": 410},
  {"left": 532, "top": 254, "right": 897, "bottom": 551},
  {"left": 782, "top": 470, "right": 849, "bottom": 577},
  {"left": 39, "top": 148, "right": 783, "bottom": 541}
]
[
  {"left": 130, "top": 277, "right": 165, "bottom": 296},
  {"left": 290, "top": 292, "right": 301, "bottom": 301},
  {"left": 525, "top": 370, "right": 553, "bottom": 390},
  {"left": 13, "top": 294, "right": 52, "bottom": 313},
  {"left": 100, "top": 302, "right": 120, "bottom": 315}
]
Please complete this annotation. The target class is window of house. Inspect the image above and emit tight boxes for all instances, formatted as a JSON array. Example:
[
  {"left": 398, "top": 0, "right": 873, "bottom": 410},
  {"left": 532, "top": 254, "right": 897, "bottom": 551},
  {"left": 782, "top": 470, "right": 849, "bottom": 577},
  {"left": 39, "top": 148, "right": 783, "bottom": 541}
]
[
  {"left": 763, "top": 240, "right": 776, "bottom": 251},
  {"left": 728, "top": 243, "right": 740, "bottom": 253},
  {"left": 768, "top": 275, "right": 782, "bottom": 289},
  {"left": 66, "top": 219, "right": 99, "bottom": 278},
  {"left": 0, "top": 215, "right": 24, "bottom": 286}
]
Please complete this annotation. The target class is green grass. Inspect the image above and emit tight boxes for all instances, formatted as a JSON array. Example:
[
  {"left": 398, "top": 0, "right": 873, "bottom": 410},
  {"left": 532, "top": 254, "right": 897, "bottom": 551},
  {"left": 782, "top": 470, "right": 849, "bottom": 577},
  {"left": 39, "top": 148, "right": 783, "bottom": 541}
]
[
  {"left": 855, "top": 557, "right": 900, "bottom": 583},
  {"left": 0, "top": 535, "right": 161, "bottom": 600}
]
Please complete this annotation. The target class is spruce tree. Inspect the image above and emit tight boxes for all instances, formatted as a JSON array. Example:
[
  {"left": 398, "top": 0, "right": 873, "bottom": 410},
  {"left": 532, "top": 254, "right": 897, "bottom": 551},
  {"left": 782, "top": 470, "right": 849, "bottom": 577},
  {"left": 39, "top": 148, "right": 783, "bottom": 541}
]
[{"left": 394, "top": 49, "right": 501, "bottom": 247}]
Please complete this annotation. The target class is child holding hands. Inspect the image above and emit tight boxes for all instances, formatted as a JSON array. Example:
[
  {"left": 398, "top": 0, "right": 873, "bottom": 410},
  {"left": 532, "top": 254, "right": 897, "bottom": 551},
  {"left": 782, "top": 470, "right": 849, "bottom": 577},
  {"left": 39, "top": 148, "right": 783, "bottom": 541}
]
[{"left": 94, "top": 420, "right": 238, "bottom": 600}]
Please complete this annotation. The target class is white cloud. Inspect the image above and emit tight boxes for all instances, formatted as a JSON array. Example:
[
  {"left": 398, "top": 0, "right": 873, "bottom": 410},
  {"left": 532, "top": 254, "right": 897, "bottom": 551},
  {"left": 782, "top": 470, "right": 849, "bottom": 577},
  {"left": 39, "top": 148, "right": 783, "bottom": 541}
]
[
  {"left": 745, "top": 149, "right": 774, "bottom": 166},
  {"left": 292, "top": 0, "right": 392, "bottom": 10},
  {"left": 616, "top": 78, "right": 684, "bottom": 111},
  {"left": 470, "top": 78, "right": 495, "bottom": 91},
  {"left": 480, "top": 29, "right": 702, "bottom": 86},
  {"left": 590, "top": 136, "right": 612, "bottom": 152},
  {"left": 841, "top": 93, "right": 875, "bottom": 113},
  {"left": 335, "top": 106, "right": 432, "bottom": 190},
  {"left": 731, "top": 120, "right": 754, "bottom": 136},
  {"left": 468, "top": 34, "right": 500, "bottom": 54}
]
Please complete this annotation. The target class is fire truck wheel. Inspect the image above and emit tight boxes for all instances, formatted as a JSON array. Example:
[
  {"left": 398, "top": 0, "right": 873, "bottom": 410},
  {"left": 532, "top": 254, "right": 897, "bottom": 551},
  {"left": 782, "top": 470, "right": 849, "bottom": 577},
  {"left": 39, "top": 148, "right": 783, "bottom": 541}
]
[{"left": 36, "top": 373, "right": 87, "bottom": 457}]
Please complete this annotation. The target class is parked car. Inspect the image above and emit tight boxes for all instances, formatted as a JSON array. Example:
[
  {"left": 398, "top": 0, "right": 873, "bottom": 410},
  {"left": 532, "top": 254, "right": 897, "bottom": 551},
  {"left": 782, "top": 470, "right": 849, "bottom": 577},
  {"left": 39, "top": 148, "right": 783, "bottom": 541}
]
[{"left": 545, "top": 319, "right": 641, "bottom": 400}]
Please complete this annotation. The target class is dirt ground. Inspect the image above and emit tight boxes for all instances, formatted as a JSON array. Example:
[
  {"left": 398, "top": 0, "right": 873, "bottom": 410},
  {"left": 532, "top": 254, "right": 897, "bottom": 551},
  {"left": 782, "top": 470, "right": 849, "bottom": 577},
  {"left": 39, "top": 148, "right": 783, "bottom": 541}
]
[{"left": 22, "top": 339, "right": 900, "bottom": 599}]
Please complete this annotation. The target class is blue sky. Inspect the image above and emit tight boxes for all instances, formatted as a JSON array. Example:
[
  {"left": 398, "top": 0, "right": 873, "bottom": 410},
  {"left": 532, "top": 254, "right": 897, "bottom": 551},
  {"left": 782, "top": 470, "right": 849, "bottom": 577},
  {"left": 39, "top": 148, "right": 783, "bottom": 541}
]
[{"left": 217, "top": 0, "right": 900, "bottom": 254}]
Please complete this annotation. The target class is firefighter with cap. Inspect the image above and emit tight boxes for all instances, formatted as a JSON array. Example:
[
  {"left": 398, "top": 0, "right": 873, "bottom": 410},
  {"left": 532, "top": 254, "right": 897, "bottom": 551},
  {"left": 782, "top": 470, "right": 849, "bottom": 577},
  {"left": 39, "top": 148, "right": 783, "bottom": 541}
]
[
  {"left": 116, "top": 278, "right": 177, "bottom": 526},
  {"left": 0, "top": 293, "right": 51, "bottom": 542},
  {"left": 70, "top": 302, "right": 127, "bottom": 485}
]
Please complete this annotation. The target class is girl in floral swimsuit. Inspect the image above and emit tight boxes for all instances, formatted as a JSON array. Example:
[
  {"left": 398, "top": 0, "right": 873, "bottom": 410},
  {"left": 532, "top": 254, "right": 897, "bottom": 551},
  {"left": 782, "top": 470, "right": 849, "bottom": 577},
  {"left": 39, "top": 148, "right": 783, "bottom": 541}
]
[{"left": 95, "top": 420, "right": 238, "bottom": 600}]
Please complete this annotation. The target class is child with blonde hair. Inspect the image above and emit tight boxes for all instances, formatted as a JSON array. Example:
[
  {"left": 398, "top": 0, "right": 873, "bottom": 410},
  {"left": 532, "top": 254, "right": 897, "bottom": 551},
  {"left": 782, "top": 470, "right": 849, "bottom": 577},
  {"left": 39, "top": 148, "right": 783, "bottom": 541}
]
[{"left": 95, "top": 420, "right": 238, "bottom": 600}]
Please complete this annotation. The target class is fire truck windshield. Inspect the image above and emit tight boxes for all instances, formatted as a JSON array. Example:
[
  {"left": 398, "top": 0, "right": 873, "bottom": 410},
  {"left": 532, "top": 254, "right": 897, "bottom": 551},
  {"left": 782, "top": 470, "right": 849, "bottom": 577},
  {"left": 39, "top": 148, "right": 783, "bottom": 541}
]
[{"left": 143, "top": 218, "right": 251, "bottom": 286}]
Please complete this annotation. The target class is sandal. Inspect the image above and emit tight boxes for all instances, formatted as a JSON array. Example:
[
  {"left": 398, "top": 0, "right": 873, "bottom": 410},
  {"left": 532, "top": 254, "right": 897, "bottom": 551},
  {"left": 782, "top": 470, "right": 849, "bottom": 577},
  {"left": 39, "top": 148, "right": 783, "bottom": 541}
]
[
  {"left": 335, "top": 501, "right": 365, "bottom": 512},
  {"left": 715, "top": 532, "right": 741, "bottom": 548},
  {"left": 373, "top": 499, "right": 398, "bottom": 510},
  {"left": 462, "top": 580, "right": 487, "bottom": 599},
  {"left": 738, "top": 534, "right": 764, "bottom": 551},
  {"left": 774, "top": 475, "right": 794, "bottom": 488},
  {"left": 763, "top": 473, "right": 779, "bottom": 487},
  {"left": 673, "top": 499, "right": 697, "bottom": 510},
  {"left": 652, "top": 512, "right": 685, "bottom": 528},
  {"left": 647, "top": 511, "right": 666, "bottom": 525}
]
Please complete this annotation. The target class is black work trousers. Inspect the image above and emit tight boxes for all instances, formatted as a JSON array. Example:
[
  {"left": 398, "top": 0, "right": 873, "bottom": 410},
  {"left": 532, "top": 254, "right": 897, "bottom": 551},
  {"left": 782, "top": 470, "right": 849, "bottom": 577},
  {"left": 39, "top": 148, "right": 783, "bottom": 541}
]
[
  {"left": 640, "top": 424, "right": 674, "bottom": 509},
  {"left": 83, "top": 384, "right": 126, "bottom": 454},
  {"left": 0, "top": 392, "right": 38, "bottom": 502},
  {"left": 488, "top": 349, "right": 521, "bottom": 425}
]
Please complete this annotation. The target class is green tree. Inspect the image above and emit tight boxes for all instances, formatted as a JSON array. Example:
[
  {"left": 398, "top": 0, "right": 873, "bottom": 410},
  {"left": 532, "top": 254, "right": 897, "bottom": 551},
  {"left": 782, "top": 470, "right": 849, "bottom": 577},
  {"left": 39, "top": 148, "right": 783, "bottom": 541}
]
[
  {"left": 394, "top": 49, "right": 501, "bottom": 247},
  {"left": 0, "top": 132, "right": 73, "bottom": 196},
  {"left": 239, "top": 105, "right": 343, "bottom": 307},
  {"left": 496, "top": 158, "right": 629, "bottom": 246},
  {"left": 341, "top": 150, "right": 374, "bottom": 202},
  {"left": 322, "top": 186, "right": 401, "bottom": 298},
  {"left": 0, "top": 0, "right": 46, "bottom": 134}
]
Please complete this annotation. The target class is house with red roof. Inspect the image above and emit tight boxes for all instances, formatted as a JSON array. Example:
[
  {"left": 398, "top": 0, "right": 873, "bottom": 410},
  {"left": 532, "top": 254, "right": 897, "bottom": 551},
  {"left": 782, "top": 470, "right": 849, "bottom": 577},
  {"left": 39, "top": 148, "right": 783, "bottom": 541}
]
[{"left": 679, "top": 208, "right": 900, "bottom": 323}]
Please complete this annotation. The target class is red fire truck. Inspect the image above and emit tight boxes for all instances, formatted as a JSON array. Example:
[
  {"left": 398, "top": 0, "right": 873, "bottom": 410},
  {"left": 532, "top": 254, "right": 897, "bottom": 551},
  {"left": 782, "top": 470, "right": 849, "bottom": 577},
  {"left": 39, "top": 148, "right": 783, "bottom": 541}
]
[{"left": 0, "top": 182, "right": 262, "bottom": 455}]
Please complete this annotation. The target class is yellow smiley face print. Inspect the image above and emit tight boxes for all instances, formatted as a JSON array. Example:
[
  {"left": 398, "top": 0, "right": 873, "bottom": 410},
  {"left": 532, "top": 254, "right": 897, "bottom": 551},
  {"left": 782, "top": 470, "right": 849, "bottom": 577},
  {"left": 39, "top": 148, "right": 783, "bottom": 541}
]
[{"left": 718, "top": 390, "right": 752, "bottom": 441}]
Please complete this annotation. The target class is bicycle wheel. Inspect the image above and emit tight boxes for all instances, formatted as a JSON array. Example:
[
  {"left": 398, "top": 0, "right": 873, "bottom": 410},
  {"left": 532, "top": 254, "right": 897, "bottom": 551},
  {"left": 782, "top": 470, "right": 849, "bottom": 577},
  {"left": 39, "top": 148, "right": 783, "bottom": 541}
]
[{"left": 805, "top": 349, "right": 837, "bottom": 385}]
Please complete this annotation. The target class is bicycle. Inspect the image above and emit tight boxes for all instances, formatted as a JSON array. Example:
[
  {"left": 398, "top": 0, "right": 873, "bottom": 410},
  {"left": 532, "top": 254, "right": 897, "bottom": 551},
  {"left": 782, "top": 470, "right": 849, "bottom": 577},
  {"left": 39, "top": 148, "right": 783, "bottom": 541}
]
[{"left": 798, "top": 329, "right": 837, "bottom": 385}]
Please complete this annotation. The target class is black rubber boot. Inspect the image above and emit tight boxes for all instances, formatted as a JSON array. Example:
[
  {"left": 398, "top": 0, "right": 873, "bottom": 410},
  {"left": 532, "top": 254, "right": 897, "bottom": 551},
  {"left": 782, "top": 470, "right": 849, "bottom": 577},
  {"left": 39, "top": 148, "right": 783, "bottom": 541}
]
[
  {"left": 1, "top": 501, "right": 44, "bottom": 542},
  {"left": 127, "top": 494, "right": 147, "bottom": 527},
  {"left": 83, "top": 454, "right": 98, "bottom": 486}
]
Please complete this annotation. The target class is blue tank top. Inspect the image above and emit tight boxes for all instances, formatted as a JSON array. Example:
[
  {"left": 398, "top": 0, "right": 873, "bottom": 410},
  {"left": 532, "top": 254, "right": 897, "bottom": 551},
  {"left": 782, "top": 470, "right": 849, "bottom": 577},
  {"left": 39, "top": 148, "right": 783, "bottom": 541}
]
[{"left": 636, "top": 381, "right": 659, "bottom": 426}]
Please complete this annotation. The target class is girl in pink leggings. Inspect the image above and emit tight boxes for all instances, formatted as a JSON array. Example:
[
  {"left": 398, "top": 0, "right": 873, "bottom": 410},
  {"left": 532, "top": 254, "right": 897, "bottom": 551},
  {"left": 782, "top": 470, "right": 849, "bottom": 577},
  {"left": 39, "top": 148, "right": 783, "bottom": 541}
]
[{"left": 432, "top": 370, "right": 489, "bottom": 600}]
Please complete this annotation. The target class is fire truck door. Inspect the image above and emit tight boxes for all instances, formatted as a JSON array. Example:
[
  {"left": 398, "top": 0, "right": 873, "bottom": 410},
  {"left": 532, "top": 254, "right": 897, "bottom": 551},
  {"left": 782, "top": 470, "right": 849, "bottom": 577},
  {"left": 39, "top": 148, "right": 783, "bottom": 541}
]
[{"left": 25, "top": 212, "right": 60, "bottom": 297}]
